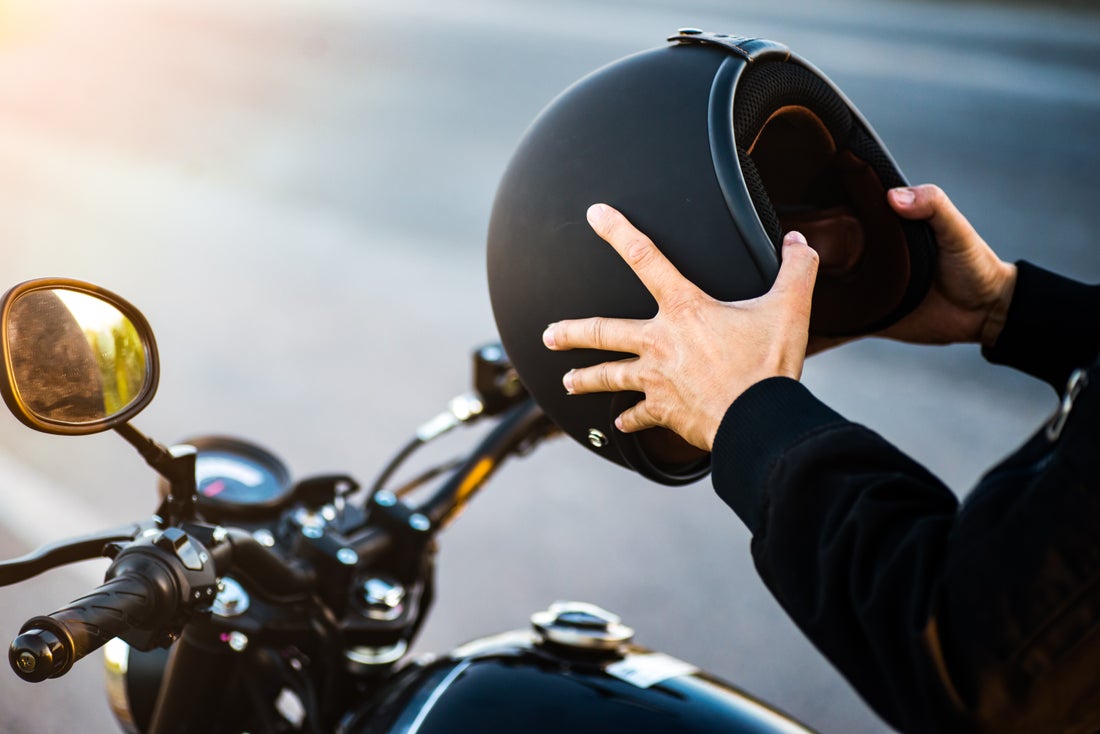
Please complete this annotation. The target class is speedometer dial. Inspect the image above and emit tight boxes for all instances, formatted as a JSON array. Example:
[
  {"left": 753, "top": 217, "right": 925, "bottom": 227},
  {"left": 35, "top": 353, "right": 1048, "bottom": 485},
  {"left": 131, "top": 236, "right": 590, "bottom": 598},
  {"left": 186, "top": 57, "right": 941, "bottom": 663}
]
[{"left": 159, "top": 436, "right": 292, "bottom": 521}]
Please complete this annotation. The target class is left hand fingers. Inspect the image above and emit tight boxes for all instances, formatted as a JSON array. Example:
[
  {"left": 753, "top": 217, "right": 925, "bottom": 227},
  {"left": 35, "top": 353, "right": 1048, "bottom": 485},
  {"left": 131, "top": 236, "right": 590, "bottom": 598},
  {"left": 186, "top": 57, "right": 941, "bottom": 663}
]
[
  {"left": 587, "top": 204, "right": 702, "bottom": 306},
  {"left": 564, "top": 357, "right": 640, "bottom": 395},
  {"left": 614, "top": 400, "right": 664, "bottom": 434},
  {"left": 543, "top": 316, "right": 644, "bottom": 354}
]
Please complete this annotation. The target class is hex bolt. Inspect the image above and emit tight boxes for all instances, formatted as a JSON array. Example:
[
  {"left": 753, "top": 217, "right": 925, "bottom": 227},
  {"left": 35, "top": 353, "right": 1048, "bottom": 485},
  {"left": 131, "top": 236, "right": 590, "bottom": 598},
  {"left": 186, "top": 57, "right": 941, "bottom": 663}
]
[
  {"left": 409, "top": 514, "right": 431, "bottom": 532},
  {"left": 227, "top": 631, "right": 248, "bottom": 652},
  {"left": 361, "top": 577, "right": 407, "bottom": 622},
  {"left": 375, "top": 490, "right": 397, "bottom": 507}
]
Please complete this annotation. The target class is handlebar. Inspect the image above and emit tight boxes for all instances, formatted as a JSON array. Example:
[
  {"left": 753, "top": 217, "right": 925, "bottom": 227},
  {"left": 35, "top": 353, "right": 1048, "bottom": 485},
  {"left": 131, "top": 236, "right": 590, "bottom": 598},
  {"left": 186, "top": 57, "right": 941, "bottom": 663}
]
[
  {"left": 9, "top": 527, "right": 219, "bottom": 682},
  {"left": 418, "top": 398, "right": 553, "bottom": 528},
  {"left": 10, "top": 572, "right": 156, "bottom": 681},
  {"left": 346, "top": 398, "right": 554, "bottom": 572},
  {"left": 6, "top": 366, "right": 549, "bottom": 684},
  {"left": 204, "top": 527, "right": 316, "bottom": 600}
]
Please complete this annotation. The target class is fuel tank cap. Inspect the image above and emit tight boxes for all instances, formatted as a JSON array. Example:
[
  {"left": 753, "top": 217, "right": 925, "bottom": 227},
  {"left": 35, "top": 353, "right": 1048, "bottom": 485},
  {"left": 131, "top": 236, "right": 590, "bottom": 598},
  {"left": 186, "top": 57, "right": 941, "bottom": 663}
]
[{"left": 531, "top": 601, "right": 635, "bottom": 651}]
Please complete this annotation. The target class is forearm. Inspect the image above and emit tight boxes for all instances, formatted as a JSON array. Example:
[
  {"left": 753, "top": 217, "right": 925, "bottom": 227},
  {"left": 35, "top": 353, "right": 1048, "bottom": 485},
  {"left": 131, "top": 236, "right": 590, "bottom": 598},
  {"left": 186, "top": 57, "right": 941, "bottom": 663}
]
[
  {"left": 712, "top": 379, "right": 966, "bottom": 732},
  {"left": 713, "top": 365, "right": 1100, "bottom": 733},
  {"left": 982, "top": 261, "right": 1100, "bottom": 390}
]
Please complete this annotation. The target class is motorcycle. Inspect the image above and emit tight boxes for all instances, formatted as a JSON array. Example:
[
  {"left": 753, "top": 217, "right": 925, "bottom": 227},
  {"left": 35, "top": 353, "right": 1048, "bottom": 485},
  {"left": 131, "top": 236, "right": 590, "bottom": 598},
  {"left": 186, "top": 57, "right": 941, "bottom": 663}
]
[{"left": 0, "top": 277, "right": 815, "bottom": 733}]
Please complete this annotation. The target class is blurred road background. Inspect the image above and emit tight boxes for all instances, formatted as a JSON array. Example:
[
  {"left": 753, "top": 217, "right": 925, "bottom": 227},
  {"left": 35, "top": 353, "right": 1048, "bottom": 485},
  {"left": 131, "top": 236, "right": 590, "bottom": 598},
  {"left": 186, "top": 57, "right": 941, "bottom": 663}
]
[{"left": 0, "top": 0, "right": 1097, "bottom": 731}]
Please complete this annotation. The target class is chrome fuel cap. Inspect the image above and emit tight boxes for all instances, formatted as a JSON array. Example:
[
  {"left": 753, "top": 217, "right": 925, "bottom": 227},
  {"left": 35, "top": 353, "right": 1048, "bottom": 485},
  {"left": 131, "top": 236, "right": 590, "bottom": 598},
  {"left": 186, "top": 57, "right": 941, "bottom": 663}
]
[{"left": 531, "top": 601, "right": 635, "bottom": 651}]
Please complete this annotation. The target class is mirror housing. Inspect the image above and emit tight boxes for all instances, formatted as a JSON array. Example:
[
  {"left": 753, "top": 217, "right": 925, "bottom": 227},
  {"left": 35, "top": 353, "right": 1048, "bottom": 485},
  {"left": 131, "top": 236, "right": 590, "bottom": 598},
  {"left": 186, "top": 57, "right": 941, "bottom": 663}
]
[{"left": 0, "top": 278, "right": 159, "bottom": 435}]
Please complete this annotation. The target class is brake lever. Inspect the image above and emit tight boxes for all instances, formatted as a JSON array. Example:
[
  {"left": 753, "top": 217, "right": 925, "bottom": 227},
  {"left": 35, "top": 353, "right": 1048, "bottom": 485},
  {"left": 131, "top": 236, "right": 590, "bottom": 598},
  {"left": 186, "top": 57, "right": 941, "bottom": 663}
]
[{"left": 0, "top": 522, "right": 146, "bottom": 587}]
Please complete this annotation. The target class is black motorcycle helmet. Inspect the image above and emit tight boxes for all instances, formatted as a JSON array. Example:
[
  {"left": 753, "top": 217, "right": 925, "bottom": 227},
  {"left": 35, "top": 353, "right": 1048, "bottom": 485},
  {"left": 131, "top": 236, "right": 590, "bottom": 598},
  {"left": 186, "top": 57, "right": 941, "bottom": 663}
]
[{"left": 487, "top": 30, "right": 936, "bottom": 485}]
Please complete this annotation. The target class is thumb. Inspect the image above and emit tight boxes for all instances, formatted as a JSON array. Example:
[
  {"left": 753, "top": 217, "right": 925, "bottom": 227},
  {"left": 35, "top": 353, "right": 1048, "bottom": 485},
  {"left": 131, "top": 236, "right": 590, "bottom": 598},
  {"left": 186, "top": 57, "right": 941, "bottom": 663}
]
[
  {"left": 888, "top": 184, "right": 979, "bottom": 249},
  {"left": 770, "top": 231, "right": 820, "bottom": 309}
]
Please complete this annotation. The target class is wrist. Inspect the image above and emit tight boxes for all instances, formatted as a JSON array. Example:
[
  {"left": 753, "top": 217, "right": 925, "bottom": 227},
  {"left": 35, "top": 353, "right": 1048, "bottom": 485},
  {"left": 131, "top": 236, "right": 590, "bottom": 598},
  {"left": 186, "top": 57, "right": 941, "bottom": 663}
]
[{"left": 979, "top": 262, "right": 1017, "bottom": 348}]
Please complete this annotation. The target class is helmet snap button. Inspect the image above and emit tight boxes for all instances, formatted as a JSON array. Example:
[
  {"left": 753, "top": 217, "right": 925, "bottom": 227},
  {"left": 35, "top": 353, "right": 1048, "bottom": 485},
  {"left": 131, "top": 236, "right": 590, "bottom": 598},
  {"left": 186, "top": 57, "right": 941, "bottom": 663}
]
[{"left": 587, "top": 429, "right": 609, "bottom": 448}]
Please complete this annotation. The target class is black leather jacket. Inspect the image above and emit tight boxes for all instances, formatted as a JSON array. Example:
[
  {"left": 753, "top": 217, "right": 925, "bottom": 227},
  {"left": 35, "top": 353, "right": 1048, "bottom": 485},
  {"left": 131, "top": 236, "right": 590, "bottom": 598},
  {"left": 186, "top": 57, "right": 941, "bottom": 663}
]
[{"left": 712, "top": 262, "right": 1100, "bottom": 733}]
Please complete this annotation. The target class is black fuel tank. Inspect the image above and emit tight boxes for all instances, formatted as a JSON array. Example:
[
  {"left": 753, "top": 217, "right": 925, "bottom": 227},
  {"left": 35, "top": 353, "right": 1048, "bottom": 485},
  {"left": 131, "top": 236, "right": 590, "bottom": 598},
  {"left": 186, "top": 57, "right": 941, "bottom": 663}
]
[{"left": 341, "top": 626, "right": 815, "bottom": 734}]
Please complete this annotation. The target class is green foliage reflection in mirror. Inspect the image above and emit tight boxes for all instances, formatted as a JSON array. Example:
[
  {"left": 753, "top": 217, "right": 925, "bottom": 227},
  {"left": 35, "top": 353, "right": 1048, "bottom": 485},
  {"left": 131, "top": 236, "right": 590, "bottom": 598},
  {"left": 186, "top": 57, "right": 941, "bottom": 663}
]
[{"left": 0, "top": 279, "right": 159, "bottom": 435}]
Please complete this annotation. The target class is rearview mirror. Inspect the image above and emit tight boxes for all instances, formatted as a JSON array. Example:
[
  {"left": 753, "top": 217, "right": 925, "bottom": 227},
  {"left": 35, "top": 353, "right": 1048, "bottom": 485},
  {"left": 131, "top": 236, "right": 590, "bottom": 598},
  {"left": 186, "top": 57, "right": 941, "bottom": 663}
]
[{"left": 0, "top": 279, "right": 159, "bottom": 435}]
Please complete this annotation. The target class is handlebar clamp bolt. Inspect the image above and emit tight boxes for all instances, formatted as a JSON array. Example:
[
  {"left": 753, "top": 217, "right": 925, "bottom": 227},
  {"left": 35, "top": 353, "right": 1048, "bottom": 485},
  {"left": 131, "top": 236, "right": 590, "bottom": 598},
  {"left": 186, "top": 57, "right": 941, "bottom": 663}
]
[{"left": 337, "top": 548, "right": 359, "bottom": 566}]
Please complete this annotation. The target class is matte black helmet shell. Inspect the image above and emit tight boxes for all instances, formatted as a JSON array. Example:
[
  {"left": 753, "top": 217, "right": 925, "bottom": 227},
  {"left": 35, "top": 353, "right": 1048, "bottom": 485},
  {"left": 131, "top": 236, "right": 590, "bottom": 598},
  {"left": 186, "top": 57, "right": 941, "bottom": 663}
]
[{"left": 487, "top": 31, "right": 936, "bottom": 485}]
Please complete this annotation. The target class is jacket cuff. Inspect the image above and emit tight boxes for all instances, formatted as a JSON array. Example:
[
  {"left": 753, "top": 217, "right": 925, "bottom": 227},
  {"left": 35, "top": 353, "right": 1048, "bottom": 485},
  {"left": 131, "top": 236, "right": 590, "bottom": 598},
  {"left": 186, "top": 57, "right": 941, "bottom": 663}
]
[
  {"left": 711, "top": 377, "right": 847, "bottom": 533},
  {"left": 982, "top": 261, "right": 1100, "bottom": 389}
]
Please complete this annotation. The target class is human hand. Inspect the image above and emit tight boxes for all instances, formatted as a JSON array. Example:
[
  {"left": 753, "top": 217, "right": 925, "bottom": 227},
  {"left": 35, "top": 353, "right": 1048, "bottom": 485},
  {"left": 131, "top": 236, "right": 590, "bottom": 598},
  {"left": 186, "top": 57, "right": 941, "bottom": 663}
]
[
  {"left": 542, "top": 203, "right": 819, "bottom": 452},
  {"left": 808, "top": 184, "right": 1016, "bottom": 354},
  {"left": 876, "top": 185, "right": 1016, "bottom": 348}
]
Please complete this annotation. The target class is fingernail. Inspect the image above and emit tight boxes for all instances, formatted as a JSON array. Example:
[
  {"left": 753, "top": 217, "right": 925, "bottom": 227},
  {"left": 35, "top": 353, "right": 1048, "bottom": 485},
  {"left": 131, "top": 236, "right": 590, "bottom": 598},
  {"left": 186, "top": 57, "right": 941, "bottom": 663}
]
[
  {"left": 784, "top": 230, "right": 807, "bottom": 246},
  {"left": 563, "top": 369, "right": 575, "bottom": 395},
  {"left": 542, "top": 325, "right": 556, "bottom": 349},
  {"left": 614, "top": 415, "right": 624, "bottom": 431},
  {"left": 890, "top": 187, "right": 916, "bottom": 206},
  {"left": 587, "top": 203, "right": 608, "bottom": 226}
]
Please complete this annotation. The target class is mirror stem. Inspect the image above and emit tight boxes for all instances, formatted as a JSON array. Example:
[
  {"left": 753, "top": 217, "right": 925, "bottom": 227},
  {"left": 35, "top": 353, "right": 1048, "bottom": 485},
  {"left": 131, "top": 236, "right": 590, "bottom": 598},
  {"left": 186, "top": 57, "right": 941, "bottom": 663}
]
[{"left": 115, "top": 423, "right": 198, "bottom": 526}]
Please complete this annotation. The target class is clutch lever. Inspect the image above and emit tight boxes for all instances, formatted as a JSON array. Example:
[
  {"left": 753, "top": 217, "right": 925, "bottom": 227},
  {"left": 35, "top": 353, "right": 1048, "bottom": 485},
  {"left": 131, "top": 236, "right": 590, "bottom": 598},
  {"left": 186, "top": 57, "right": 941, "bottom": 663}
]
[{"left": 0, "top": 523, "right": 146, "bottom": 587}]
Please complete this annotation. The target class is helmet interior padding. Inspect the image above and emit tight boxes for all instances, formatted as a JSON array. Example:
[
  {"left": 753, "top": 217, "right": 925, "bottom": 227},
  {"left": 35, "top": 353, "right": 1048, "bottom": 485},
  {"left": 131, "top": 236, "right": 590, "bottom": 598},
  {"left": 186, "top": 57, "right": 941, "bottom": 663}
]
[{"left": 733, "top": 60, "right": 929, "bottom": 336}]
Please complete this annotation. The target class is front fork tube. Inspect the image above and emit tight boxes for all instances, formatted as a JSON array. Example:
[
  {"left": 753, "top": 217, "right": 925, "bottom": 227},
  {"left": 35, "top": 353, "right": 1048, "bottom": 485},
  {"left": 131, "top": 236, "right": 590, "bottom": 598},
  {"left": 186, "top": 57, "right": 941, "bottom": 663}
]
[{"left": 147, "top": 620, "right": 243, "bottom": 734}]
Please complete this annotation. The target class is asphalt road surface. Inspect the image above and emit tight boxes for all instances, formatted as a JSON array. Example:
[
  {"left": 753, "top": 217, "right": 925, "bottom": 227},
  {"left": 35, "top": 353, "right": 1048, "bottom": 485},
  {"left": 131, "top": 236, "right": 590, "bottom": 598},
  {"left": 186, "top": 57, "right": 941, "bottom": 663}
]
[{"left": 0, "top": 0, "right": 1098, "bottom": 732}]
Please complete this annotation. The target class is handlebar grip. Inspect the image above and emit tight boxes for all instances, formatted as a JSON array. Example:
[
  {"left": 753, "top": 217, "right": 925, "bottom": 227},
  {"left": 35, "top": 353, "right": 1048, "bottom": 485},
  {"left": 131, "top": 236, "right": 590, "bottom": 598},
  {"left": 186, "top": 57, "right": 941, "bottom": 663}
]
[{"left": 9, "top": 573, "right": 154, "bottom": 682}]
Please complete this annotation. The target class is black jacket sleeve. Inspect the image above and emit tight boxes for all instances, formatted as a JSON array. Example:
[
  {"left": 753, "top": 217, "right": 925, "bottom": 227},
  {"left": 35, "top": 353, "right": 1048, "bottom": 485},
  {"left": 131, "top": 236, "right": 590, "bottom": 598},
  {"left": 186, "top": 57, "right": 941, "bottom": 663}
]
[
  {"left": 982, "top": 260, "right": 1100, "bottom": 391},
  {"left": 711, "top": 262, "right": 1100, "bottom": 733}
]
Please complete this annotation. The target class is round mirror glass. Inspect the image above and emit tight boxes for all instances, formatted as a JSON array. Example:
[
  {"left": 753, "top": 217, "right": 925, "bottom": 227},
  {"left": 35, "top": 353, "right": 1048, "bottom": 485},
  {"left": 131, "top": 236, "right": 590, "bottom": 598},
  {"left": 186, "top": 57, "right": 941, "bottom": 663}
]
[{"left": 5, "top": 287, "right": 150, "bottom": 425}]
